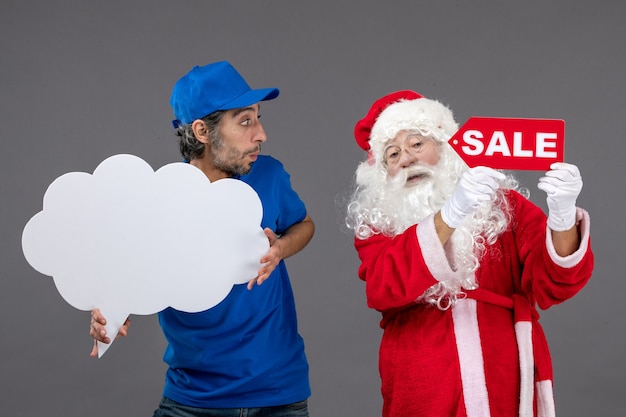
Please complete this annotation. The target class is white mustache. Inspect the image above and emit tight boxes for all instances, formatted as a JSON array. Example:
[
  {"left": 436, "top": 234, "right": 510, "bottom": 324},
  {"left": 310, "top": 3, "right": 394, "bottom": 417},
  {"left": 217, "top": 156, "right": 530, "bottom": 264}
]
[
  {"left": 405, "top": 165, "right": 435, "bottom": 179},
  {"left": 388, "top": 164, "right": 435, "bottom": 189}
]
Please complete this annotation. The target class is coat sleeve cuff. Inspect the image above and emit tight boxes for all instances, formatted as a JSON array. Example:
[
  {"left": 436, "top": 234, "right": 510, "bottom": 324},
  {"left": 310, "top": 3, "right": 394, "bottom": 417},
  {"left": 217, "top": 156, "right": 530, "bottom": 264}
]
[
  {"left": 416, "top": 214, "right": 463, "bottom": 283},
  {"left": 545, "top": 207, "right": 591, "bottom": 268}
]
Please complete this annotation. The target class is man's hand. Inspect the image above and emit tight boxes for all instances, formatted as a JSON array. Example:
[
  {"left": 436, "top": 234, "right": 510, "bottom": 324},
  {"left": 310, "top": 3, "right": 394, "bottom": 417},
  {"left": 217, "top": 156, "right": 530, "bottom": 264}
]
[
  {"left": 89, "top": 309, "right": 131, "bottom": 357},
  {"left": 247, "top": 214, "right": 314, "bottom": 290},
  {"left": 247, "top": 228, "right": 282, "bottom": 290},
  {"left": 440, "top": 166, "right": 505, "bottom": 229}
]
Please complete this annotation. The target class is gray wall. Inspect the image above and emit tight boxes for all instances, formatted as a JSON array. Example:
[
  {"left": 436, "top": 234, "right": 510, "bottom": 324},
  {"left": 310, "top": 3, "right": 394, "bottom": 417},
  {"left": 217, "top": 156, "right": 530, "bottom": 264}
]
[{"left": 2, "top": 0, "right": 624, "bottom": 415}]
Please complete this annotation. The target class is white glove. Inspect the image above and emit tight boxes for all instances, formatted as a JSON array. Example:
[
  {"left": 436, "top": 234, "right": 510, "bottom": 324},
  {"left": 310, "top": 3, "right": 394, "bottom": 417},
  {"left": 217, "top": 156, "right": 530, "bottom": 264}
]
[
  {"left": 537, "top": 162, "right": 582, "bottom": 231},
  {"left": 441, "top": 166, "right": 506, "bottom": 229}
]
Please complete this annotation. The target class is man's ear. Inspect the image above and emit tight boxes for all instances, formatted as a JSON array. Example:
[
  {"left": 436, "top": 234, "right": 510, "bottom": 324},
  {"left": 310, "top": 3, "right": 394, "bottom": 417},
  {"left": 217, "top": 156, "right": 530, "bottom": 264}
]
[{"left": 191, "top": 120, "right": 210, "bottom": 144}]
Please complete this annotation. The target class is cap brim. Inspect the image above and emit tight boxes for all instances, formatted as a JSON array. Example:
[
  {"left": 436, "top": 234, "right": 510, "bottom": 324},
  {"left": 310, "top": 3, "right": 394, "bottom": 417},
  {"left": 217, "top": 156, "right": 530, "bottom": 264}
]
[{"left": 219, "top": 87, "right": 280, "bottom": 111}]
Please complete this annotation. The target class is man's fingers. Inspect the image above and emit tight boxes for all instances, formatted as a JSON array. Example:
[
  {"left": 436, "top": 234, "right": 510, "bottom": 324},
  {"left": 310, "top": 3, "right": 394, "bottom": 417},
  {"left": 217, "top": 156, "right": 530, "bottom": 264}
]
[{"left": 90, "top": 339, "right": 98, "bottom": 357}]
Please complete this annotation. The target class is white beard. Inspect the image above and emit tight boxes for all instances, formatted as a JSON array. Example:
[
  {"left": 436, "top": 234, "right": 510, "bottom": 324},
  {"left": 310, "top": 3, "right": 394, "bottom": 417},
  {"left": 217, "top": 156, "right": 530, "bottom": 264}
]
[
  {"left": 348, "top": 146, "right": 463, "bottom": 238},
  {"left": 371, "top": 163, "right": 453, "bottom": 234},
  {"left": 346, "top": 145, "right": 515, "bottom": 288}
]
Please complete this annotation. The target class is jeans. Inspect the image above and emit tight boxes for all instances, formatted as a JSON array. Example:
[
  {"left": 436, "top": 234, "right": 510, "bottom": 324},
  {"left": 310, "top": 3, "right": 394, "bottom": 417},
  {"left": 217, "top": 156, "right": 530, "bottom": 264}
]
[{"left": 152, "top": 396, "right": 309, "bottom": 417}]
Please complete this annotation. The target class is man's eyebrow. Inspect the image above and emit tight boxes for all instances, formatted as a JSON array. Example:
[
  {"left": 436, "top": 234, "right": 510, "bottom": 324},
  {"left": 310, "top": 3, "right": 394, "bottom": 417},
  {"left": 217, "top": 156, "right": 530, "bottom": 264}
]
[{"left": 231, "top": 104, "right": 260, "bottom": 117}]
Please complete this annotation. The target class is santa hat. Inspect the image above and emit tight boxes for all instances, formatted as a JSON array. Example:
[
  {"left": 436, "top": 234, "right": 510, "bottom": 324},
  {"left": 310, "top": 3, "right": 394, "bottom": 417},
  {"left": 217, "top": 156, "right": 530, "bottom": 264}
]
[{"left": 354, "top": 90, "right": 459, "bottom": 153}]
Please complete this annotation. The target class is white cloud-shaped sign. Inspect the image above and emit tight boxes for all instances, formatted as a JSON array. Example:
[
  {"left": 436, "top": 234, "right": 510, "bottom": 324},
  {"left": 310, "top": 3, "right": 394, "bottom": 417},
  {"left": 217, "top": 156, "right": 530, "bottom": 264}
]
[{"left": 22, "top": 154, "right": 269, "bottom": 357}]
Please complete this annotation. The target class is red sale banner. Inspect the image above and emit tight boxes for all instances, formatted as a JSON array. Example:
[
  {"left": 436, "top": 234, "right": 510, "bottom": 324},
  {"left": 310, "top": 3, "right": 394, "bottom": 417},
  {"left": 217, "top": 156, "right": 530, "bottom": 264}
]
[{"left": 447, "top": 117, "right": 565, "bottom": 171}]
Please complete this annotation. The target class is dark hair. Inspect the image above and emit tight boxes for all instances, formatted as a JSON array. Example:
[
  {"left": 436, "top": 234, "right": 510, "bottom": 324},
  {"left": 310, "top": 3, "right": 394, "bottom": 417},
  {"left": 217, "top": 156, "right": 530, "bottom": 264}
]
[{"left": 175, "top": 110, "right": 225, "bottom": 161}]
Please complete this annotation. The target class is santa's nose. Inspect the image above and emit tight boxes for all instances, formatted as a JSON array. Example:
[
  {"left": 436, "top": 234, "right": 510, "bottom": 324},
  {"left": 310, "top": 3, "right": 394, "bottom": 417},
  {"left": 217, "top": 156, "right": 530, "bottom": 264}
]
[{"left": 399, "top": 150, "right": 419, "bottom": 167}]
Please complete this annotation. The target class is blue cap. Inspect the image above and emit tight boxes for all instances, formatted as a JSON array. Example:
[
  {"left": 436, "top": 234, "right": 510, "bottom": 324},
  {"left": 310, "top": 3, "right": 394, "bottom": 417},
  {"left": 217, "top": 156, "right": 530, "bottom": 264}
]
[{"left": 170, "top": 61, "right": 280, "bottom": 126}]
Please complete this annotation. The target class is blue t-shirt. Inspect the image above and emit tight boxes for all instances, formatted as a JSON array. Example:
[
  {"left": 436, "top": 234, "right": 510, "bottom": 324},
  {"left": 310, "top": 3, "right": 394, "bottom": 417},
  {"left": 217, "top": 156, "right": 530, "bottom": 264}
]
[{"left": 158, "top": 155, "right": 310, "bottom": 408}]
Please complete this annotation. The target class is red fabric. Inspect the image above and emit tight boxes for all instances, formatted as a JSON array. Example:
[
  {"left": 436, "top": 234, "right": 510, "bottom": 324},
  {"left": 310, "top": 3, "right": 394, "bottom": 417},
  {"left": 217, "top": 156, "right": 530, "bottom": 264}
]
[
  {"left": 354, "top": 90, "right": 423, "bottom": 151},
  {"left": 354, "top": 191, "right": 594, "bottom": 417}
]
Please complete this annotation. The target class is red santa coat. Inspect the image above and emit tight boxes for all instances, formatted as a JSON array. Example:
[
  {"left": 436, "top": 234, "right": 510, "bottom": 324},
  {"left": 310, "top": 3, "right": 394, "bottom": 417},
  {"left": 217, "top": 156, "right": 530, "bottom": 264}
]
[{"left": 355, "top": 191, "right": 594, "bottom": 417}]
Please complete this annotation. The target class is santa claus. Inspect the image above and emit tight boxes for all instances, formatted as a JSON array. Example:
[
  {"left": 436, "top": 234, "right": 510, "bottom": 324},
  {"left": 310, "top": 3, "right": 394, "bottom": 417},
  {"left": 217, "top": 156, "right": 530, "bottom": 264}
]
[{"left": 346, "top": 90, "right": 594, "bottom": 417}]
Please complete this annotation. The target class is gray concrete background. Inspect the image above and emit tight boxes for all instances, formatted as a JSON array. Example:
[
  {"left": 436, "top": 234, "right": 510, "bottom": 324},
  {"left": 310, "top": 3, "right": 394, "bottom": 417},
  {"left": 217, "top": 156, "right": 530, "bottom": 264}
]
[{"left": 1, "top": 1, "right": 624, "bottom": 415}]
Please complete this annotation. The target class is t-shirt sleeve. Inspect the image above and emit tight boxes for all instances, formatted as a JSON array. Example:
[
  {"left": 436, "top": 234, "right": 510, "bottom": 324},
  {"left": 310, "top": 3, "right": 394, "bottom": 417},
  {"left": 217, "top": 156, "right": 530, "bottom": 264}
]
[
  {"left": 272, "top": 159, "right": 307, "bottom": 234},
  {"left": 241, "top": 156, "right": 307, "bottom": 234}
]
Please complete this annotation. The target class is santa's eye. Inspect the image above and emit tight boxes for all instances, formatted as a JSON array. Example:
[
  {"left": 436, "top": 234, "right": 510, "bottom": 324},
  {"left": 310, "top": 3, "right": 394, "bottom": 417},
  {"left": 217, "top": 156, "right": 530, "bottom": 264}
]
[
  {"left": 383, "top": 146, "right": 401, "bottom": 163},
  {"left": 408, "top": 137, "right": 424, "bottom": 150}
]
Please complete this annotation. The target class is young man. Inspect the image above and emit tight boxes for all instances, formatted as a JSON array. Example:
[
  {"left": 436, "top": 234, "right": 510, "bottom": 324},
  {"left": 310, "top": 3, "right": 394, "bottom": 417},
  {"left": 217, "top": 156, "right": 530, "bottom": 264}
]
[
  {"left": 91, "top": 61, "right": 314, "bottom": 416},
  {"left": 345, "top": 90, "right": 594, "bottom": 417}
]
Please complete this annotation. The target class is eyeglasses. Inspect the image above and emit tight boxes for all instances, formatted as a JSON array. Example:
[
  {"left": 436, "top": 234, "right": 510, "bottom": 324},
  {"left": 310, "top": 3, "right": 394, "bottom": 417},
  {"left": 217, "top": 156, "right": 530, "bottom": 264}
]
[{"left": 383, "top": 134, "right": 434, "bottom": 165}]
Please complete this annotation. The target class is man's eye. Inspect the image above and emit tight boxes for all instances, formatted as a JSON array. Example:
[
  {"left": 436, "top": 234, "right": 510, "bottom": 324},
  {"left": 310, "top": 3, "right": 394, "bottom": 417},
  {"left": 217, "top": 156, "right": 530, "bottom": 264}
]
[{"left": 241, "top": 118, "right": 251, "bottom": 126}]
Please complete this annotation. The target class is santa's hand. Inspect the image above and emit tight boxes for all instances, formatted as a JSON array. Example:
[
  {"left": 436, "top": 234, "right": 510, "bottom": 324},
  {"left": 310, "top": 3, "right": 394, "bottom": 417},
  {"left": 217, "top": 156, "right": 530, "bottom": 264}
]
[
  {"left": 441, "top": 166, "right": 505, "bottom": 229},
  {"left": 538, "top": 162, "right": 582, "bottom": 231}
]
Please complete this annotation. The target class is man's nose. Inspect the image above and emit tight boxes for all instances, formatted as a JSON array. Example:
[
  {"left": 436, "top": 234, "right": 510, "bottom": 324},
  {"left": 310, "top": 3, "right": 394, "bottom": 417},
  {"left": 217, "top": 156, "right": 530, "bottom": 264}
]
[{"left": 254, "top": 122, "right": 267, "bottom": 143}]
